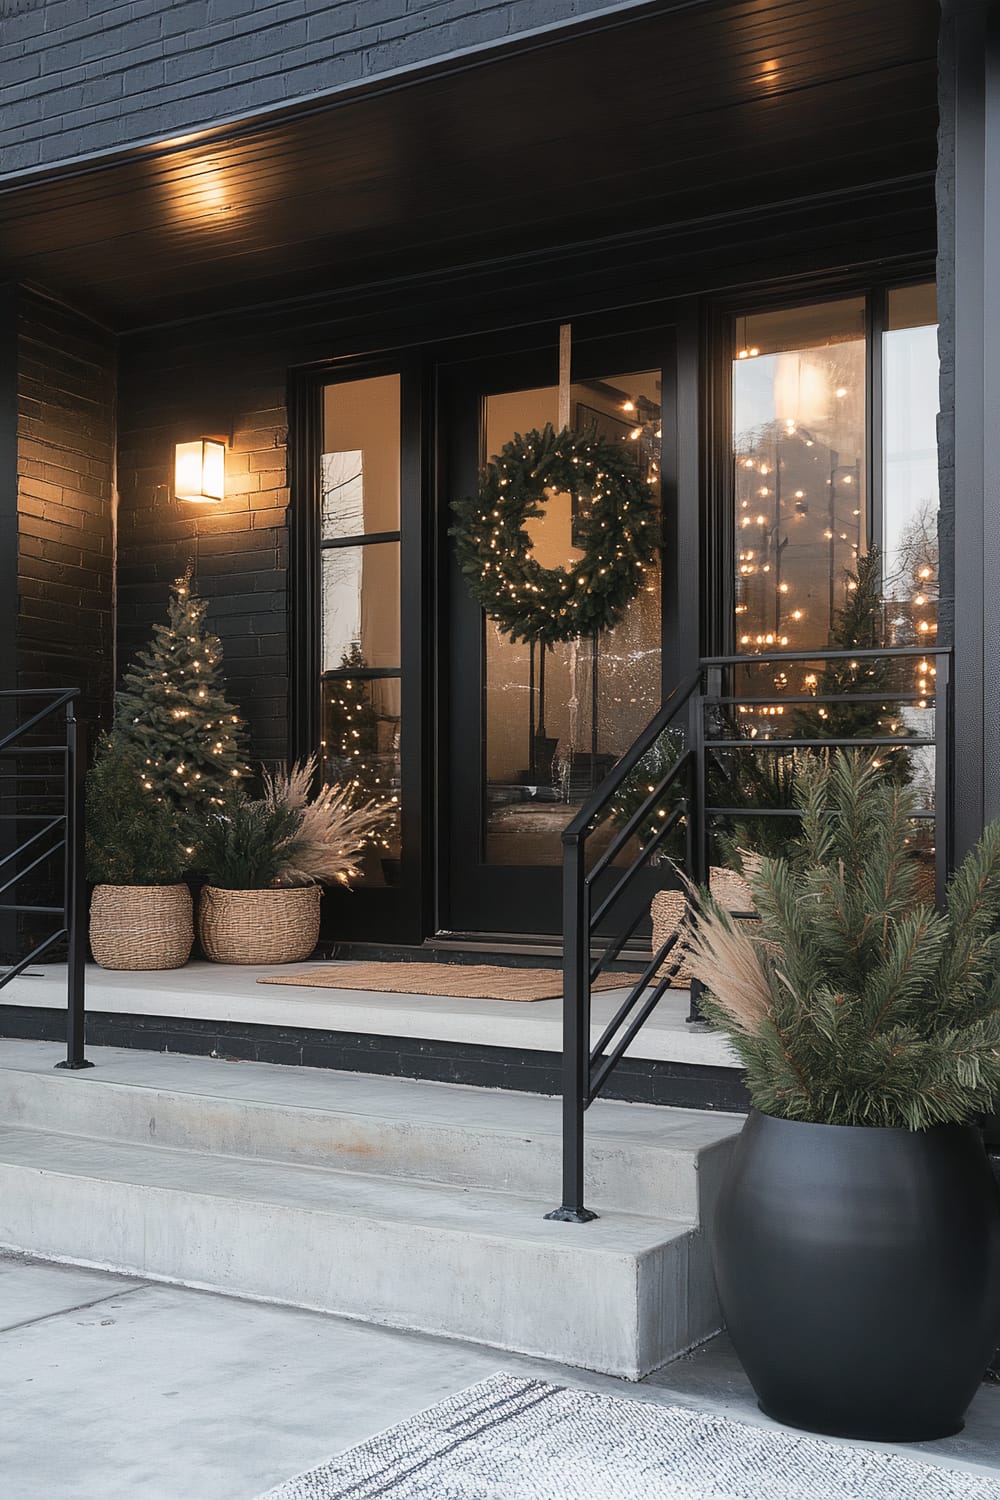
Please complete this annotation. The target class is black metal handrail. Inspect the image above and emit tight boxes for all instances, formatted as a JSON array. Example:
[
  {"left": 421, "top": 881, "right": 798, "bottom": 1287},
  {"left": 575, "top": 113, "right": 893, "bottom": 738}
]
[
  {"left": 0, "top": 689, "right": 89, "bottom": 1070},
  {"left": 549, "top": 645, "right": 952, "bottom": 1222},
  {"left": 546, "top": 671, "right": 705, "bottom": 1223}
]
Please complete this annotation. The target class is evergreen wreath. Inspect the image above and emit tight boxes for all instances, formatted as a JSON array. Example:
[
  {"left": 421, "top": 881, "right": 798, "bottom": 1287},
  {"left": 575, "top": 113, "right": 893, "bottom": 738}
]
[{"left": 450, "top": 423, "right": 659, "bottom": 645}]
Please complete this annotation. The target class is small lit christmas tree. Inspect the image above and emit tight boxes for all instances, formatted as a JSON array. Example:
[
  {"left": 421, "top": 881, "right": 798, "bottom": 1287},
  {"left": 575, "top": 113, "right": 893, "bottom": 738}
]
[
  {"left": 796, "top": 547, "right": 910, "bottom": 780},
  {"left": 115, "top": 567, "right": 249, "bottom": 810},
  {"left": 323, "top": 644, "right": 399, "bottom": 854}
]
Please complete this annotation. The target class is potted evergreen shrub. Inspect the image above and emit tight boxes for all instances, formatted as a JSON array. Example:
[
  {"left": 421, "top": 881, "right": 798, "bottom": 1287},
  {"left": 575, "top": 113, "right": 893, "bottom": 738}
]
[
  {"left": 195, "top": 758, "right": 391, "bottom": 964},
  {"left": 686, "top": 752, "right": 1000, "bottom": 1442},
  {"left": 86, "top": 732, "right": 194, "bottom": 970}
]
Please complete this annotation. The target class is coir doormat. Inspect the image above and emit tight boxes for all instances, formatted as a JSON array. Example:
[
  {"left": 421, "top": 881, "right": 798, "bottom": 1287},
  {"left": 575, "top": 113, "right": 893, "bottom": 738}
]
[
  {"left": 257, "top": 962, "right": 630, "bottom": 1002},
  {"left": 256, "top": 1373, "right": 1000, "bottom": 1499}
]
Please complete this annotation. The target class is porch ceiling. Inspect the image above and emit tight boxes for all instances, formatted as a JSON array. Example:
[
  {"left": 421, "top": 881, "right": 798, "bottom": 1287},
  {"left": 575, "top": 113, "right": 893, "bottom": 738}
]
[{"left": 0, "top": 0, "right": 939, "bottom": 331}]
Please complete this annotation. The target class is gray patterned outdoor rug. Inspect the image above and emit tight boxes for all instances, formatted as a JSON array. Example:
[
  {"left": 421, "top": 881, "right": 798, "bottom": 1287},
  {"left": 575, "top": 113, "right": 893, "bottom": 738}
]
[{"left": 257, "top": 1373, "right": 1000, "bottom": 1499}]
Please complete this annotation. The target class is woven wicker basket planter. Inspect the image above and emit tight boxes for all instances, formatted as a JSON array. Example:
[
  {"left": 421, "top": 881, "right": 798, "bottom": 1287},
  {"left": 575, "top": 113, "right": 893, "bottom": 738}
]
[
  {"left": 198, "top": 884, "right": 322, "bottom": 965},
  {"left": 90, "top": 884, "right": 194, "bottom": 971},
  {"left": 651, "top": 866, "right": 757, "bottom": 987}
]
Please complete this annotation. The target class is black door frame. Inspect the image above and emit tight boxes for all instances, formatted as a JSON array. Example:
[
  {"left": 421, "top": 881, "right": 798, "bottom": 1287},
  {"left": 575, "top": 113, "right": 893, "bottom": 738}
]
[
  {"left": 433, "top": 314, "right": 690, "bottom": 939},
  {"left": 288, "top": 302, "right": 701, "bottom": 946},
  {"left": 288, "top": 351, "right": 433, "bottom": 945}
]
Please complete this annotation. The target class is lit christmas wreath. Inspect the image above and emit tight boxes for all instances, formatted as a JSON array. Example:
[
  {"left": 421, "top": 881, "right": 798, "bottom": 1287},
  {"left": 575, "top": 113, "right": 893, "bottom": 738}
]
[{"left": 450, "top": 423, "right": 659, "bottom": 645}]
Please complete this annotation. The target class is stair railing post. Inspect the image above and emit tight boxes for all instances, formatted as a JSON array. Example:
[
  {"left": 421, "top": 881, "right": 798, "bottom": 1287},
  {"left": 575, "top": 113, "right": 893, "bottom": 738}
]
[
  {"left": 546, "top": 829, "right": 598, "bottom": 1223},
  {"left": 687, "top": 673, "right": 711, "bottom": 1024},
  {"left": 934, "top": 649, "right": 952, "bottom": 911},
  {"left": 56, "top": 706, "right": 91, "bottom": 1071}
]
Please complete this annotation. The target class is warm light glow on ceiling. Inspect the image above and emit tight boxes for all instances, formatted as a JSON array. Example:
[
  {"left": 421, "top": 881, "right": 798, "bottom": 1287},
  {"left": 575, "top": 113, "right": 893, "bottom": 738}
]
[
  {"left": 166, "top": 157, "right": 242, "bottom": 229},
  {"left": 759, "top": 58, "right": 781, "bottom": 92}
]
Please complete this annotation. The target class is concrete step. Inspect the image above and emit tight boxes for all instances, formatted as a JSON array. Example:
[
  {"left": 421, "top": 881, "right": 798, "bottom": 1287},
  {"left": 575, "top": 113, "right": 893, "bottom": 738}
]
[
  {"left": 0, "top": 1121, "right": 719, "bottom": 1379},
  {"left": 0, "top": 1041, "right": 740, "bottom": 1219}
]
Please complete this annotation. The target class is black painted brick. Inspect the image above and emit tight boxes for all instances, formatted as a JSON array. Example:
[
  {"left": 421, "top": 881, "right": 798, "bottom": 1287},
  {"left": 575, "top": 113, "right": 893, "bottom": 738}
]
[
  {"left": 0, "top": 1, "right": 624, "bottom": 176},
  {"left": 116, "top": 333, "right": 290, "bottom": 761},
  {"left": 15, "top": 292, "right": 115, "bottom": 727}
]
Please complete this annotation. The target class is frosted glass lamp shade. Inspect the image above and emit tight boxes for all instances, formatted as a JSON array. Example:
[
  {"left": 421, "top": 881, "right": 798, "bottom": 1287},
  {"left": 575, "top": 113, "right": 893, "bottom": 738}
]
[{"left": 175, "top": 439, "right": 225, "bottom": 502}]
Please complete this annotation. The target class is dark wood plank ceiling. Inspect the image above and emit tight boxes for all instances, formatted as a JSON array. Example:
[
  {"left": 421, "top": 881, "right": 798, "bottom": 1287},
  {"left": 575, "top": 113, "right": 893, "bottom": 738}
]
[{"left": 0, "top": 0, "right": 940, "bottom": 330}]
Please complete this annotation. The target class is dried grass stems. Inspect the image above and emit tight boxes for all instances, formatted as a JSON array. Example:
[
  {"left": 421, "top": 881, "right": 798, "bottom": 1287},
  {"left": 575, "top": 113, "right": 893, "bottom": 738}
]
[
  {"left": 681, "top": 894, "right": 774, "bottom": 1036},
  {"left": 264, "top": 755, "right": 395, "bottom": 888}
]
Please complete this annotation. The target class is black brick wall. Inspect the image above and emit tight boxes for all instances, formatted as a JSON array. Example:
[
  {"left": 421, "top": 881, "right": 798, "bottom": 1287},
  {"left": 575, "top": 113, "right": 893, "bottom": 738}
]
[
  {"left": 116, "top": 339, "right": 289, "bottom": 763},
  {"left": 16, "top": 291, "right": 116, "bottom": 725},
  {"left": 0, "top": 0, "right": 642, "bottom": 178}
]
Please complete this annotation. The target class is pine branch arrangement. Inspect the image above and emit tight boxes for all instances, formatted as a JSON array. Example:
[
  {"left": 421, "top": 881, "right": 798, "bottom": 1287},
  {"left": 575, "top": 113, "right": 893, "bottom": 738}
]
[
  {"left": 686, "top": 751, "right": 1000, "bottom": 1129},
  {"left": 197, "top": 799, "right": 306, "bottom": 891},
  {"left": 115, "top": 567, "right": 249, "bottom": 812},
  {"left": 195, "top": 756, "right": 395, "bottom": 891}
]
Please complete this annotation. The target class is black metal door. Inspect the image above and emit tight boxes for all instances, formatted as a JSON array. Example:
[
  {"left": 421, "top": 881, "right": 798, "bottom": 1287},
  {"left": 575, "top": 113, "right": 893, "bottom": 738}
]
[{"left": 439, "top": 323, "right": 678, "bottom": 938}]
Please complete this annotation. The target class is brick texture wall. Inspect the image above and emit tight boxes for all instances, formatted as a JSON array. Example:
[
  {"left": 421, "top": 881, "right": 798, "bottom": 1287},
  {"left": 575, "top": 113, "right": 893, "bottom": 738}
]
[
  {"left": 16, "top": 291, "right": 116, "bottom": 725},
  {"left": 116, "top": 338, "right": 289, "bottom": 763},
  {"left": 0, "top": 0, "right": 645, "bottom": 177}
]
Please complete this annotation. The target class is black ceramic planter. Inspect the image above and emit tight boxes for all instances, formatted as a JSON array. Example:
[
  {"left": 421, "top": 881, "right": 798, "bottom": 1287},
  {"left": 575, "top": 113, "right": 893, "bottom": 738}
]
[{"left": 712, "top": 1110, "right": 1000, "bottom": 1442}]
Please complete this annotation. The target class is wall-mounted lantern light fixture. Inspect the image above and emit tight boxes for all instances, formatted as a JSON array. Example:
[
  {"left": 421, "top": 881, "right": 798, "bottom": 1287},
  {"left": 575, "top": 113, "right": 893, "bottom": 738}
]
[{"left": 174, "top": 438, "right": 226, "bottom": 503}]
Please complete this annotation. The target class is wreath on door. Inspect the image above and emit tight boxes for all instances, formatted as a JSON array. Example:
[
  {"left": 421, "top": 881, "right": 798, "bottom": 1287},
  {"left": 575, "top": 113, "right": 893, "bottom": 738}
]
[{"left": 449, "top": 423, "right": 660, "bottom": 646}]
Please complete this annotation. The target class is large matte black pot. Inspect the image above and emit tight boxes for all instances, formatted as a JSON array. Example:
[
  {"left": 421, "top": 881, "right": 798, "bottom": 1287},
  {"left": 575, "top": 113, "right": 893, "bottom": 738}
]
[{"left": 712, "top": 1109, "right": 1000, "bottom": 1442}]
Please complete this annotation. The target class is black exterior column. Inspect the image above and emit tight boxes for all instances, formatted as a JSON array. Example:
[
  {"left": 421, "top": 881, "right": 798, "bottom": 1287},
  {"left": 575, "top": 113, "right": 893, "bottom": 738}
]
[
  {"left": 941, "top": 0, "right": 1000, "bottom": 856},
  {"left": 0, "top": 288, "right": 19, "bottom": 963},
  {"left": 0, "top": 286, "right": 18, "bottom": 692}
]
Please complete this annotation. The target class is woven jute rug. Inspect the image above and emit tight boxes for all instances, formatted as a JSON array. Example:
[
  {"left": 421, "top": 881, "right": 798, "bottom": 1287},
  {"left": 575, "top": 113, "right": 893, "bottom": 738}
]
[
  {"left": 257, "top": 962, "right": 630, "bottom": 1002},
  {"left": 257, "top": 1373, "right": 1000, "bottom": 1499}
]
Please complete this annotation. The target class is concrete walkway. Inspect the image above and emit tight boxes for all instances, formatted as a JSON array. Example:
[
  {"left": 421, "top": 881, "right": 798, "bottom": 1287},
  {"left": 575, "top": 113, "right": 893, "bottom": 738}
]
[{"left": 2, "top": 1253, "right": 1000, "bottom": 1500}]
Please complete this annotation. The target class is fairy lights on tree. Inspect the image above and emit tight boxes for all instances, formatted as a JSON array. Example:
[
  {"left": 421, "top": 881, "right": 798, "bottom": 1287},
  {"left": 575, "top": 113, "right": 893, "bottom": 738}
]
[
  {"left": 115, "top": 566, "right": 249, "bottom": 810},
  {"left": 322, "top": 644, "right": 399, "bottom": 854},
  {"left": 732, "top": 347, "right": 938, "bottom": 753}
]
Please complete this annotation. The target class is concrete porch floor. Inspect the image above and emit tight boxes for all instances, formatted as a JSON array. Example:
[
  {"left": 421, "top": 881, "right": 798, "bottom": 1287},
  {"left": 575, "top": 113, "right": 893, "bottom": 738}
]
[
  {"left": 2, "top": 1252, "right": 999, "bottom": 1500},
  {"left": 1, "top": 960, "right": 736, "bottom": 1069}
]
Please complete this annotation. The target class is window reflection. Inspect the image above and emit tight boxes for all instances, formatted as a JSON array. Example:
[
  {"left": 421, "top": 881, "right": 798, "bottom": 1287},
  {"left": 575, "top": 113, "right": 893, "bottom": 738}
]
[
  {"left": 321, "top": 671, "right": 401, "bottom": 878},
  {"left": 321, "top": 543, "right": 400, "bottom": 673},
  {"left": 728, "top": 287, "right": 940, "bottom": 838},
  {"left": 322, "top": 375, "right": 400, "bottom": 539},
  {"left": 882, "top": 283, "right": 940, "bottom": 813},
  {"left": 883, "top": 284, "right": 939, "bottom": 656},
  {"left": 483, "top": 372, "right": 662, "bottom": 866},
  {"left": 320, "top": 373, "right": 402, "bottom": 886},
  {"left": 733, "top": 298, "right": 867, "bottom": 655}
]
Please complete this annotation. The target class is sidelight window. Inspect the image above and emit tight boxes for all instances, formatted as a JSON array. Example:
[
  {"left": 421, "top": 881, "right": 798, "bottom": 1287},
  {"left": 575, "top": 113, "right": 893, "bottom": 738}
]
[{"left": 319, "top": 373, "right": 402, "bottom": 885}]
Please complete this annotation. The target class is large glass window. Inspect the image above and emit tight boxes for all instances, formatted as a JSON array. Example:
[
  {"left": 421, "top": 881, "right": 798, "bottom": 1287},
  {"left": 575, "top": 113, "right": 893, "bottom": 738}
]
[
  {"left": 320, "top": 373, "right": 402, "bottom": 885},
  {"left": 882, "top": 284, "right": 940, "bottom": 658},
  {"left": 728, "top": 285, "right": 940, "bottom": 835},
  {"left": 733, "top": 298, "right": 867, "bottom": 654},
  {"left": 731, "top": 287, "right": 940, "bottom": 667}
]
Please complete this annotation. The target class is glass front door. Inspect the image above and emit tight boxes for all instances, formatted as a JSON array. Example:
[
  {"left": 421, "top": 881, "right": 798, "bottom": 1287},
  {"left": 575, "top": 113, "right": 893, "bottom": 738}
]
[{"left": 443, "top": 332, "right": 673, "bottom": 937}]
